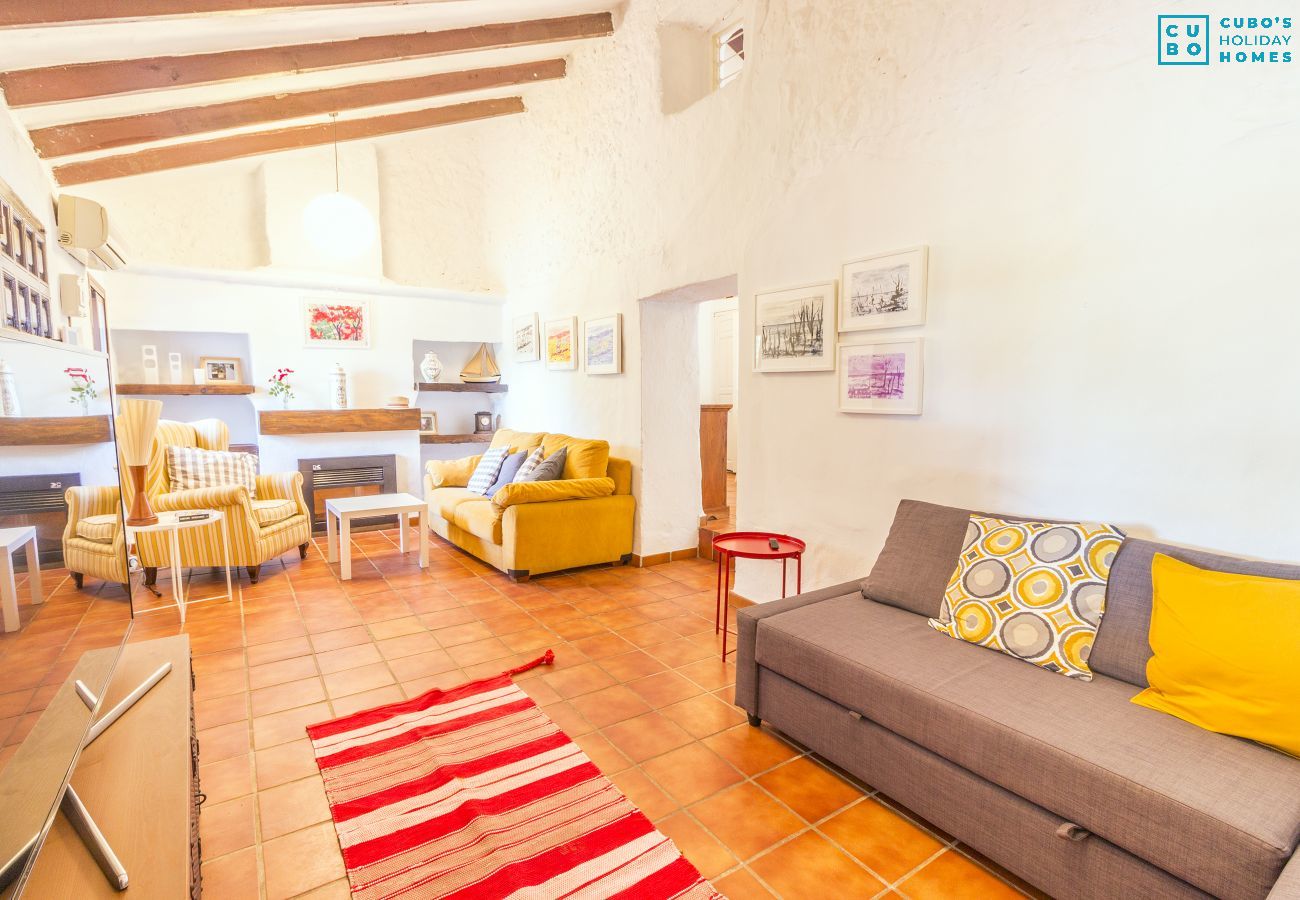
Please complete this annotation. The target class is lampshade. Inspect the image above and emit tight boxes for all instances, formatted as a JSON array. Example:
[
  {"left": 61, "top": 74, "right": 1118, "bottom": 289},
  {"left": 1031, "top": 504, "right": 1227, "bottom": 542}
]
[
  {"left": 302, "top": 191, "right": 376, "bottom": 261},
  {"left": 117, "top": 398, "right": 162, "bottom": 467}
]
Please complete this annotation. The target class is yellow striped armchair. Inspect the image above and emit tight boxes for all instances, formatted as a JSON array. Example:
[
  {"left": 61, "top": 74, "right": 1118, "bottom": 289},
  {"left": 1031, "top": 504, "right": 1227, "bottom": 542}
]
[
  {"left": 124, "top": 419, "right": 311, "bottom": 585},
  {"left": 62, "top": 484, "right": 129, "bottom": 592}
]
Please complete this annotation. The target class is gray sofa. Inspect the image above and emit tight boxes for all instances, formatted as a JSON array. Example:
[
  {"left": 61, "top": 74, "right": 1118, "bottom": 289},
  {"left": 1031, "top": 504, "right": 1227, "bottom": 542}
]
[{"left": 735, "top": 500, "right": 1300, "bottom": 900}]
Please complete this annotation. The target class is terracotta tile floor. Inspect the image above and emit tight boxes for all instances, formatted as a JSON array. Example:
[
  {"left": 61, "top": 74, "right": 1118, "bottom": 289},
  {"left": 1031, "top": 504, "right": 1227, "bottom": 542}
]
[{"left": 114, "top": 528, "right": 1046, "bottom": 899}]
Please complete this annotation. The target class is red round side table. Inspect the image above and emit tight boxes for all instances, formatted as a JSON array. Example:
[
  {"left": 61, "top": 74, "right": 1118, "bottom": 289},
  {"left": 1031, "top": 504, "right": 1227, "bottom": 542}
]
[{"left": 713, "top": 531, "right": 806, "bottom": 659}]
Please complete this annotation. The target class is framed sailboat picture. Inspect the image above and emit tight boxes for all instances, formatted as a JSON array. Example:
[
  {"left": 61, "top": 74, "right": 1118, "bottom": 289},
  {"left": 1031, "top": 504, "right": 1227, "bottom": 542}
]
[
  {"left": 545, "top": 317, "right": 578, "bottom": 371},
  {"left": 840, "top": 246, "right": 928, "bottom": 333},
  {"left": 583, "top": 314, "right": 622, "bottom": 375}
]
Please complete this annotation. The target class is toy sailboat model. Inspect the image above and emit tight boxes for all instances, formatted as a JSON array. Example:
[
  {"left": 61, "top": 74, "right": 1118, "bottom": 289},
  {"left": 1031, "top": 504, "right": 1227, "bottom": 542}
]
[{"left": 460, "top": 343, "right": 502, "bottom": 383}]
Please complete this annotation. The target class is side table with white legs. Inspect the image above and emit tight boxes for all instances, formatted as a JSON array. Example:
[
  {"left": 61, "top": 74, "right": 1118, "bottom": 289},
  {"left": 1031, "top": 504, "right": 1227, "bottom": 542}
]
[
  {"left": 325, "top": 493, "right": 428, "bottom": 580},
  {"left": 126, "top": 510, "right": 233, "bottom": 624},
  {"left": 0, "top": 526, "right": 43, "bottom": 633}
]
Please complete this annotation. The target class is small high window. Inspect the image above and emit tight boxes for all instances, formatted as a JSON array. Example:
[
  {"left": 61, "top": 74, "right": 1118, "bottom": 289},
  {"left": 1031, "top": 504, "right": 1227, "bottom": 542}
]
[{"left": 715, "top": 22, "right": 744, "bottom": 87}]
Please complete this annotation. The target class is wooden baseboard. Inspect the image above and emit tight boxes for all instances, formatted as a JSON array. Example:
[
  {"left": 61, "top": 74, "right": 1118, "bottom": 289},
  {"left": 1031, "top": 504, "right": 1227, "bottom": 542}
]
[
  {"left": 728, "top": 590, "right": 756, "bottom": 609},
  {"left": 631, "top": 546, "right": 698, "bottom": 567}
]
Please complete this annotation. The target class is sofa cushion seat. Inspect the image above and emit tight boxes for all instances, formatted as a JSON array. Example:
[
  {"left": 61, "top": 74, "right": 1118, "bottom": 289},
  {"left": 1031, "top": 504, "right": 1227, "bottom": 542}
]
[
  {"left": 429, "top": 487, "right": 481, "bottom": 523},
  {"left": 75, "top": 514, "right": 118, "bottom": 544},
  {"left": 754, "top": 593, "right": 1300, "bottom": 900},
  {"left": 250, "top": 498, "right": 297, "bottom": 526},
  {"left": 453, "top": 498, "right": 502, "bottom": 544}
]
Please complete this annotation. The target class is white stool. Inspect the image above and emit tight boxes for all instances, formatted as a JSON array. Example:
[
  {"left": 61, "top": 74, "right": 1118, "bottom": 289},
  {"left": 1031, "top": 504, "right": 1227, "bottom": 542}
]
[
  {"left": 1, "top": 526, "right": 43, "bottom": 633},
  {"left": 325, "top": 493, "right": 428, "bottom": 580}
]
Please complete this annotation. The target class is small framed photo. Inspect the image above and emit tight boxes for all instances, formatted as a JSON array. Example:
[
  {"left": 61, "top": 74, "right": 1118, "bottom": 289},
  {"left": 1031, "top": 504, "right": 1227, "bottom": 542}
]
[
  {"left": 199, "top": 357, "right": 242, "bottom": 384},
  {"left": 838, "top": 337, "right": 923, "bottom": 415},
  {"left": 840, "top": 246, "right": 928, "bottom": 333},
  {"left": 584, "top": 314, "right": 622, "bottom": 375},
  {"left": 545, "top": 317, "right": 578, "bottom": 371},
  {"left": 754, "top": 282, "right": 836, "bottom": 373},
  {"left": 419, "top": 412, "right": 438, "bottom": 434},
  {"left": 513, "top": 313, "right": 540, "bottom": 363},
  {"left": 303, "top": 297, "right": 371, "bottom": 348}
]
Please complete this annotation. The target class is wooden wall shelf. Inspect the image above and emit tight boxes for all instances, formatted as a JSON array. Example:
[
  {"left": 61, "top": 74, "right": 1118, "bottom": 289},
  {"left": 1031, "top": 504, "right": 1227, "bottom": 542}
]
[
  {"left": 115, "top": 383, "right": 255, "bottom": 396},
  {"left": 414, "top": 382, "right": 508, "bottom": 394},
  {"left": 420, "top": 432, "right": 495, "bottom": 445},
  {"left": 0, "top": 415, "right": 111, "bottom": 446},
  {"left": 259, "top": 408, "right": 421, "bottom": 435}
]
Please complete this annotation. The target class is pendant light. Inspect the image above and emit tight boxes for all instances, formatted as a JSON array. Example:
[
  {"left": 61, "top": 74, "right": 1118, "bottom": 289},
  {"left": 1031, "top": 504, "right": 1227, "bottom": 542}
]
[{"left": 302, "top": 112, "right": 377, "bottom": 261}]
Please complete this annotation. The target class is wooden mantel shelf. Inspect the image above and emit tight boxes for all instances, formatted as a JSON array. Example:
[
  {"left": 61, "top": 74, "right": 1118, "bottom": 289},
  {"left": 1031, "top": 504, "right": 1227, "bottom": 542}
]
[
  {"left": 414, "top": 382, "right": 508, "bottom": 394},
  {"left": 420, "top": 432, "right": 495, "bottom": 445},
  {"left": 116, "top": 383, "right": 255, "bottom": 396},
  {"left": 0, "top": 415, "right": 112, "bottom": 446},
  {"left": 259, "top": 408, "right": 421, "bottom": 436}
]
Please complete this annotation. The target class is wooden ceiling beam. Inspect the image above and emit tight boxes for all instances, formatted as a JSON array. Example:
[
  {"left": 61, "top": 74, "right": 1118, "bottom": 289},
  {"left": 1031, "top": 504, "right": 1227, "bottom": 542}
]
[
  {"left": 52, "top": 96, "right": 524, "bottom": 185},
  {"left": 0, "top": 12, "right": 612, "bottom": 107},
  {"left": 30, "top": 58, "right": 565, "bottom": 158},
  {"left": 2, "top": 1, "right": 462, "bottom": 28}
]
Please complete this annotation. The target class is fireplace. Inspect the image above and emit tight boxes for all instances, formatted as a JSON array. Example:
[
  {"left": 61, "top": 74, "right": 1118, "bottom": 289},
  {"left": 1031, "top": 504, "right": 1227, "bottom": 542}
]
[
  {"left": 0, "top": 472, "right": 81, "bottom": 568},
  {"left": 298, "top": 454, "right": 397, "bottom": 533}
]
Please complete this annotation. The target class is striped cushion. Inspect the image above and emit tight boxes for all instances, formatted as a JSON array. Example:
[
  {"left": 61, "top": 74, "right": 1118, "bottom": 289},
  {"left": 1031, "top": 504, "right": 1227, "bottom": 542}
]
[
  {"left": 76, "top": 514, "right": 118, "bottom": 544},
  {"left": 466, "top": 447, "right": 509, "bottom": 496},
  {"left": 513, "top": 446, "right": 546, "bottom": 482},
  {"left": 166, "top": 446, "right": 257, "bottom": 498},
  {"left": 250, "top": 499, "right": 297, "bottom": 526}
]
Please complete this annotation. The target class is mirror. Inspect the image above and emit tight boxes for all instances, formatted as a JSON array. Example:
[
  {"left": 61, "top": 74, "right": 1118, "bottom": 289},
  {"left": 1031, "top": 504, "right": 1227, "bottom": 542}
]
[{"left": 0, "top": 236, "right": 133, "bottom": 893}]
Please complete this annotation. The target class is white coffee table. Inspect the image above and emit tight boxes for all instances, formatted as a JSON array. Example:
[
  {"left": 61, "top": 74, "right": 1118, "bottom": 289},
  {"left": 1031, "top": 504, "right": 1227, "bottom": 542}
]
[
  {"left": 126, "top": 510, "right": 233, "bottom": 624},
  {"left": 0, "top": 526, "right": 43, "bottom": 633},
  {"left": 325, "top": 493, "right": 428, "bottom": 580}
]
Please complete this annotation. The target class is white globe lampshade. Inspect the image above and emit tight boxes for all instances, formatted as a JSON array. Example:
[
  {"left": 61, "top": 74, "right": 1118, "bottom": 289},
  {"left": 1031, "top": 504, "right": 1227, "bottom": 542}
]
[{"left": 302, "top": 191, "right": 377, "bottom": 261}]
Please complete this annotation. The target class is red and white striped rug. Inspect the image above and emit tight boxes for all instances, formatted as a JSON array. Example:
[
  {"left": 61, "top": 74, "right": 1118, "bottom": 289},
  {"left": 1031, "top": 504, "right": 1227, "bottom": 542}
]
[{"left": 307, "top": 652, "right": 722, "bottom": 900}]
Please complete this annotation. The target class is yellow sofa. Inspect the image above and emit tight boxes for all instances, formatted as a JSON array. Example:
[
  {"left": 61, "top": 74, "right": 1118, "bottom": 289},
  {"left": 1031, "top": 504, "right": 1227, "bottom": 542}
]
[{"left": 424, "top": 429, "right": 635, "bottom": 580}]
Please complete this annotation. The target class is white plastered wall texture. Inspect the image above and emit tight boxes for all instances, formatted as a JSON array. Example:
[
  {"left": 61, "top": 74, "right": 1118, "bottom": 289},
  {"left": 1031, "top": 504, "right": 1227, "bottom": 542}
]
[{"left": 56, "top": 0, "right": 1300, "bottom": 595}]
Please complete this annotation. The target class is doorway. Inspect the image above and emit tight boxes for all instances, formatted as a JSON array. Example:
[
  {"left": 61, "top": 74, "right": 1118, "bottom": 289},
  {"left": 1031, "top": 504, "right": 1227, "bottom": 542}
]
[{"left": 698, "top": 297, "right": 738, "bottom": 534}]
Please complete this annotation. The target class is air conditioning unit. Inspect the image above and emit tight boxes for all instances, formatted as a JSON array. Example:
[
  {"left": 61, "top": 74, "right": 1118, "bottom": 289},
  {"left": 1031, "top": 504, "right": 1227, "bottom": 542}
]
[{"left": 55, "top": 194, "right": 129, "bottom": 270}]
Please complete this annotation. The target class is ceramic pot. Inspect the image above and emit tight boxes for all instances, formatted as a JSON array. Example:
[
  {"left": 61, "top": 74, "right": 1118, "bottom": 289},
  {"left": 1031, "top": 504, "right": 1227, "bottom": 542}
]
[
  {"left": 331, "top": 363, "right": 348, "bottom": 410},
  {"left": 419, "top": 351, "right": 443, "bottom": 383}
]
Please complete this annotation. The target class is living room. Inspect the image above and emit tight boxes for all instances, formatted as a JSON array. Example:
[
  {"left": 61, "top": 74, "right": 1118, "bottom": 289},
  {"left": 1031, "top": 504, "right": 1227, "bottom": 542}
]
[{"left": 0, "top": 2, "right": 1296, "bottom": 899}]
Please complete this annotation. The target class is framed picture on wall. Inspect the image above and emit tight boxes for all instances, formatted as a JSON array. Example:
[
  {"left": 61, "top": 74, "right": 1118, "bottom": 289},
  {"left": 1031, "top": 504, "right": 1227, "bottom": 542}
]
[
  {"left": 583, "top": 314, "right": 622, "bottom": 375},
  {"left": 513, "top": 314, "right": 540, "bottom": 362},
  {"left": 754, "top": 282, "right": 836, "bottom": 373},
  {"left": 419, "top": 412, "right": 438, "bottom": 434},
  {"left": 544, "top": 317, "right": 578, "bottom": 370},
  {"left": 837, "top": 337, "right": 923, "bottom": 415},
  {"left": 199, "top": 356, "right": 243, "bottom": 384},
  {"left": 840, "top": 246, "right": 928, "bottom": 333},
  {"left": 303, "top": 297, "right": 371, "bottom": 348}
]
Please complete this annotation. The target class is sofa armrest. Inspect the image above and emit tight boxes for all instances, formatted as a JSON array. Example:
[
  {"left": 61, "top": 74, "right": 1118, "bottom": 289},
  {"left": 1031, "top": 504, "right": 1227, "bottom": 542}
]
[
  {"left": 1269, "top": 853, "right": 1300, "bottom": 900},
  {"left": 426, "top": 456, "right": 481, "bottom": 490},
  {"left": 63, "top": 485, "right": 120, "bottom": 542},
  {"left": 734, "top": 579, "right": 867, "bottom": 717},
  {"left": 256, "top": 472, "right": 309, "bottom": 517},
  {"left": 153, "top": 484, "right": 253, "bottom": 517},
  {"left": 492, "top": 477, "right": 615, "bottom": 510}
]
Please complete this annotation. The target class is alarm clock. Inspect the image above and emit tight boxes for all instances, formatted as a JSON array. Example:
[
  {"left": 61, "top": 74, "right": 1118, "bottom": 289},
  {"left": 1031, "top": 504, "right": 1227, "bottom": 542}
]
[{"left": 474, "top": 411, "right": 493, "bottom": 434}]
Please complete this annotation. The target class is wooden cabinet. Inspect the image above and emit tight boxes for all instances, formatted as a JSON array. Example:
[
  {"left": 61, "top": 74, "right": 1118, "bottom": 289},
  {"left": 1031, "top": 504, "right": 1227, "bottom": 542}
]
[{"left": 700, "top": 404, "right": 731, "bottom": 512}]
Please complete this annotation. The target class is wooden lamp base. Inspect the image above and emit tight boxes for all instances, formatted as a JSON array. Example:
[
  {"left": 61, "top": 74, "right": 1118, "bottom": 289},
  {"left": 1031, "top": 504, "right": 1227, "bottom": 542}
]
[{"left": 124, "top": 464, "right": 158, "bottom": 527}]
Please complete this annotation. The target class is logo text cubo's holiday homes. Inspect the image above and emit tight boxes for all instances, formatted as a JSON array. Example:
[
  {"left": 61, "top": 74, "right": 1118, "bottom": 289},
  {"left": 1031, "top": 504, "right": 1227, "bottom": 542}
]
[{"left": 1159, "top": 14, "right": 1294, "bottom": 66}]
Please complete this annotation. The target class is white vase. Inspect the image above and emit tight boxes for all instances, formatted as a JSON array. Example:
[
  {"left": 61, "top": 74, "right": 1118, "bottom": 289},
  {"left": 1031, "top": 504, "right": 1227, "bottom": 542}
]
[
  {"left": 0, "top": 359, "right": 18, "bottom": 416},
  {"left": 419, "top": 351, "right": 443, "bottom": 383},
  {"left": 330, "top": 363, "right": 348, "bottom": 410}
]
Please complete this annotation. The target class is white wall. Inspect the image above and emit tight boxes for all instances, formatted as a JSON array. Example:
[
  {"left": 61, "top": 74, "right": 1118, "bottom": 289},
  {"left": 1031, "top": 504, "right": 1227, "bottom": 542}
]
[{"left": 43, "top": 1, "right": 1300, "bottom": 595}]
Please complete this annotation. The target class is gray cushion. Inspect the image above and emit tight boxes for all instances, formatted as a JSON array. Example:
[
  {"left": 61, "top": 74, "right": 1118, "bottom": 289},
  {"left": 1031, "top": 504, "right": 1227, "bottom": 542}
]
[
  {"left": 516, "top": 446, "right": 566, "bottom": 483},
  {"left": 754, "top": 594, "right": 1300, "bottom": 900},
  {"left": 486, "top": 450, "right": 526, "bottom": 496},
  {"left": 1090, "top": 537, "right": 1300, "bottom": 687}
]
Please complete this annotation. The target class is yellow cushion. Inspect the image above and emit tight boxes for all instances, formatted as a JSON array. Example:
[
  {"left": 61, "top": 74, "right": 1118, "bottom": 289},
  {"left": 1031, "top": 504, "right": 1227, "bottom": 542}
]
[
  {"left": 76, "top": 514, "right": 118, "bottom": 544},
  {"left": 928, "top": 515, "right": 1124, "bottom": 680},
  {"left": 453, "top": 499, "right": 503, "bottom": 544},
  {"left": 1132, "top": 554, "right": 1300, "bottom": 757},
  {"left": 430, "top": 487, "right": 480, "bottom": 523},
  {"left": 607, "top": 457, "right": 632, "bottom": 495},
  {"left": 489, "top": 429, "right": 545, "bottom": 454},
  {"left": 251, "top": 498, "right": 296, "bottom": 526},
  {"left": 541, "top": 433, "right": 610, "bottom": 480},
  {"left": 426, "top": 456, "right": 480, "bottom": 489},
  {"left": 492, "top": 477, "right": 615, "bottom": 510}
]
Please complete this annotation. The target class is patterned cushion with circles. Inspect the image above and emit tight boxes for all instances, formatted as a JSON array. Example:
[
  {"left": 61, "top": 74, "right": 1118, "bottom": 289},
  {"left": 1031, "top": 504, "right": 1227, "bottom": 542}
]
[{"left": 928, "top": 515, "right": 1125, "bottom": 680}]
